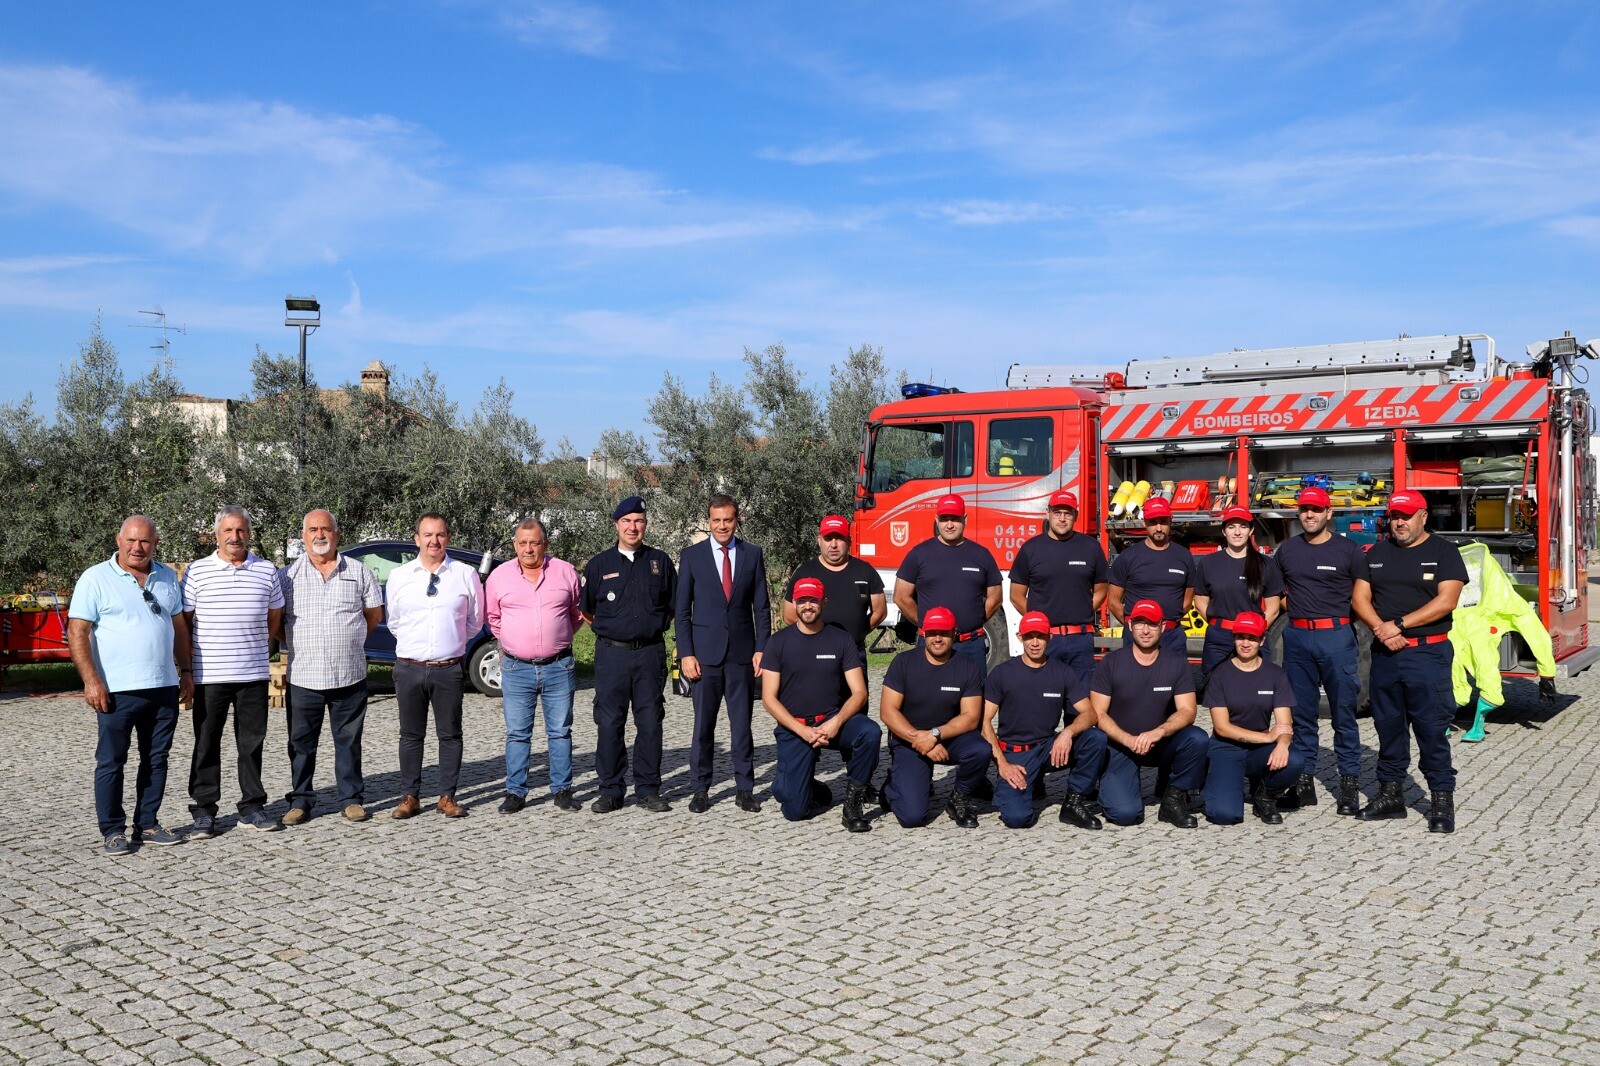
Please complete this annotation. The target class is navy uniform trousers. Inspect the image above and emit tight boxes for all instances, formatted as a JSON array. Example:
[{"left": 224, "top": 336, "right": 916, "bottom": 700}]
[
  {"left": 1046, "top": 633, "right": 1096, "bottom": 684},
  {"left": 994, "top": 726, "right": 1109, "bottom": 829},
  {"left": 1369, "top": 640, "right": 1457, "bottom": 792},
  {"left": 1282, "top": 623, "right": 1362, "bottom": 779},
  {"left": 592, "top": 639, "right": 668, "bottom": 799},
  {"left": 1202, "top": 736, "right": 1305, "bottom": 824},
  {"left": 1099, "top": 725, "right": 1209, "bottom": 825},
  {"left": 772, "top": 714, "right": 881, "bottom": 821},
  {"left": 883, "top": 731, "right": 991, "bottom": 828}
]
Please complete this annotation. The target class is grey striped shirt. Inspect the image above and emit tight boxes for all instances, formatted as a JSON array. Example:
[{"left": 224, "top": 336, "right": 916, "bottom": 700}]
[{"left": 182, "top": 552, "right": 284, "bottom": 683}]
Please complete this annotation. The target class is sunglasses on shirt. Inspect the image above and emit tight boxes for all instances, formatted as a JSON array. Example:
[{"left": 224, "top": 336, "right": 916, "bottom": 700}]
[
  {"left": 427, "top": 573, "right": 440, "bottom": 597},
  {"left": 142, "top": 588, "right": 163, "bottom": 616}
]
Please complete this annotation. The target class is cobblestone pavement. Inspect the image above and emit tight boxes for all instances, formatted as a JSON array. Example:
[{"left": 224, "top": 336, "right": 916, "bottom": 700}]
[{"left": 3, "top": 664, "right": 1597, "bottom": 1065}]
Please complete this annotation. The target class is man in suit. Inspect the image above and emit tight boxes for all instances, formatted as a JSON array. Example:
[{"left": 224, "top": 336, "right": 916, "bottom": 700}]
[{"left": 676, "top": 494, "right": 771, "bottom": 813}]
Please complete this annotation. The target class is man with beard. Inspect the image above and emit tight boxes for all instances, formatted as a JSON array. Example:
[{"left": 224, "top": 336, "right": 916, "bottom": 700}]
[
  {"left": 279, "top": 510, "right": 385, "bottom": 824},
  {"left": 893, "top": 494, "right": 1003, "bottom": 682},
  {"left": 762, "top": 578, "right": 878, "bottom": 831},
  {"left": 1352, "top": 491, "right": 1468, "bottom": 833},
  {"left": 1008, "top": 490, "right": 1109, "bottom": 681},
  {"left": 782, "top": 514, "right": 886, "bottom": 664},
  {"left": 183, "top": 506, "right": 285, "bottom": 835},
  {"left": 1107, "top": 497, "right": 1194, "bottom": 658}
]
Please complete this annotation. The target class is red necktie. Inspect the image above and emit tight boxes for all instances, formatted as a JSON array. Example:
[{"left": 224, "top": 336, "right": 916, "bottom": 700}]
[{"left": 721, "top": 545, "right": 733, "bottom": 600}]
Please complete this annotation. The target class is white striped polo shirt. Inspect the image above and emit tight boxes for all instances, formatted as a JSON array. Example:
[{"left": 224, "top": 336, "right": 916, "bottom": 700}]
[{"left": 182, "top": 552, "right": 285, "bottom": 683}]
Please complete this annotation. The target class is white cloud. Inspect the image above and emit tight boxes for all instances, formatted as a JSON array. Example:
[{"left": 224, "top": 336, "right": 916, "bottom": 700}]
[
  {"left": 493, "top": 0, "right": 615, "bottom": 56},
  {"left": 934, "top": 200, "right": 1071, "bottom": 226},
  {"left": 758, "top": 140, "right": 884, "bottom": 166}
]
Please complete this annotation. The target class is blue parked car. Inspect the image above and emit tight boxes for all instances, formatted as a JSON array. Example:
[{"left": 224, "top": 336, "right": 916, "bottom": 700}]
[{"left": 339, "top": 540, "right": 504, "bottom": 696}]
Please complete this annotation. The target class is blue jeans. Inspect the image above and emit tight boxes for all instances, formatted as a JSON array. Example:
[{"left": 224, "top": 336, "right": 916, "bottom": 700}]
[
  {"left": 1282, "top": 623, "right": 1361, "bottom": 778},
  {"left": 1099, "top": 726, "right": 1209, "bottom": 825},
  {"left": 286, "top": 681, "right": 369, "bottom": 808},
  {"left": 1370, "top": 641, "right": 1457, "bottom": 791},
  {"left": 95, "top": 687, "right": 180, "bottom": 837},
  {"left": 884, "top": 731, "right": 992, "bottom": 828},
  {"left": 994, "top": 727, "right": 1109, "bottom": 829},
  {"left": 773, "top": 715, "right": 882, "bottom": 821},
  {"left": 501, "top": 653, "right": 577, "bottom": 796},
  {"left": 1046, "top": 633, "right": 1096, "bottom": 684},
  {"left": 1202, "top": 736, "right": 1305, "bottom": 825}
]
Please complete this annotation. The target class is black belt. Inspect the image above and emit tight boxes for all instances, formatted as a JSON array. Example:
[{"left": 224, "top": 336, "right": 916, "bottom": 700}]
[
  {"left": 599, "top": 636, "right": 664, "bottom": 650},
  {"left": 503, "top": 647, "right": 572, "bottom": 667},
  {"left": 397, "top": 656, "right": 462, "bottom": 668}
]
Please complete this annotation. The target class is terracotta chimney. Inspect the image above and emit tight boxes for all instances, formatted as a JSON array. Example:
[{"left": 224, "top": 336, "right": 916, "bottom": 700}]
[{"left": 360, "top": 360, "right": 389, "bottom": 399}]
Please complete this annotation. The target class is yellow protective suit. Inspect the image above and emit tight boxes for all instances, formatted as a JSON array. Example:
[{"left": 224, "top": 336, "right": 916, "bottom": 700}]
[{"left": 1450, "top": 543, "right": 1555, "bottom": 739}]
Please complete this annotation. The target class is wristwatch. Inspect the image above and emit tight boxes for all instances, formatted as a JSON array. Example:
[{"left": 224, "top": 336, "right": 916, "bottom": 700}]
[{"left": 929, "top": 727, "right": 943, "bottom": 742}]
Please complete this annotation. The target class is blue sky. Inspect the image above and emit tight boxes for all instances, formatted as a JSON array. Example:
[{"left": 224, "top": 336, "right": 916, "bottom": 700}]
[{"left": 3, "top": 2, "right": 1599, "bottom": 451}]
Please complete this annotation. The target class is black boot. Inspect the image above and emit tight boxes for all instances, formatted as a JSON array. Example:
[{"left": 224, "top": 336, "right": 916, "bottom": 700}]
[
  {"left": 841, "top": 781, "right": 872, "bottom": 833},
  {"left": 1427, "top": 791, "right": 1455, "bottom": 834},
  {"left": 808, "top": 778, "right": 833, "bottom": 817},
  {"left": 1294, "top": 773, "right": 1318, "bottom": 807},
  {"left": 1058, "top": 790, "right": 1102, "bottom": 830},
  {"left": 1251, "top": 781, "right": 1283, "bottom": 825},
  {"left": 1357, "top": 781, "right": 1407, "bottom": 821},
  {"left": 968, "top": 775, "right": 995, "bottom": 803},
  {"left": 1158, "top": 786, "right": 1198, "bottom": 829},
  {"left": 944, "top": 789, "right": 979, "bottom": 829},
  {"left": 1336, "top": 775, "right": 1362, "bottom": 816}
]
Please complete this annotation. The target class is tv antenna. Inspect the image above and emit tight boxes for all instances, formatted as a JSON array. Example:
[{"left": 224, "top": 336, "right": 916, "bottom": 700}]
[{"left": 130, "top": 307, "right": 187, "bottom": 355}]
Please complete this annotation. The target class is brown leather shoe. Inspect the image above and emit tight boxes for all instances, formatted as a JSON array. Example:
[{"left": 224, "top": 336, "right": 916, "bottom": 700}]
[
  {"left": 392, "top": 795, "right": 421, "bottom": 820},
  {"left": 436, "top": 794, "right": 466, "bottom": 818}
]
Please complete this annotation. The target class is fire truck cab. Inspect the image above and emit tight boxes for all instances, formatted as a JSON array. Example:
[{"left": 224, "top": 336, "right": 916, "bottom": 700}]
[{"left": 854, "top": 333, "right": 1600, "bottom": 679}]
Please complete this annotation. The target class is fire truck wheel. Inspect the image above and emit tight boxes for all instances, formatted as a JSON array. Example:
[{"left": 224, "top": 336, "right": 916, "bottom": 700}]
[{"left": 983, "top": 613, "right": 1010, "bottom": 672}]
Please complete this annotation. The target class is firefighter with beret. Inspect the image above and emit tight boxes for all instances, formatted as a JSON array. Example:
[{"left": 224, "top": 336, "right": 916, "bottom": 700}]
[
  {"left": 761, "top": 577, "right": 880, "bottom": 832},
  {"left": 892, "top": 494, "right": 1003, "bottom": 683},
  {"left": 1273, "top": 485, "right": 1366, "bottom": 814},
  {"left": 1194, "top": 504, "right": 1283, "bottom": 682},
  {"left": 878, "top": 606, "right": 992, "bottom": 829},
  {"left": 1008, "top": 489, "right": 1110, "bottom": 682},
  {"left": 1200, "top": 610, "right": 1303, "bottom": 826},
  {"left": 1089, "top": 598, "right": 1209, "bottom": 828},
  {"left": 982, "top": 611, "right": 1107, "bottom": 830},
  {"left": 1107, "top": 497, "right": 1194, "bottom": 658},
  {"left": 1352, "top": 490, "right": 1468, "bottom": 833}
]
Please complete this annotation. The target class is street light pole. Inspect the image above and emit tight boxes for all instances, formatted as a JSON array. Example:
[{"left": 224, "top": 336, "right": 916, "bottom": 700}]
[{"left": 284, "top": 296, "right": 321, "bottom": 495}]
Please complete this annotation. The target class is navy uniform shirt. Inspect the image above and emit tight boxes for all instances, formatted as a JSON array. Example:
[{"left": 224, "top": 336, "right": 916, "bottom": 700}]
[
  {"left": 1090, "top": 644, "right": 1195, "bottom": 736},
  {"left": 1109, "top": 540, "right": 1195, "bottom": 622},
  {"left": 883, "top": 648, "right": 983, "bottom": 730},
  {"left": 896, "top": 538, "right": 1001, "bottom": 634},
  {"left": 1357, "top": 535, "right": 1469, "bottom": 638},
  {"left": 581, "top": 545, "right": 677, "bottom": 643},
  {"left": 1195, "top": 549, "right": 1284, "bottom": 621},
  {"left": 1274, "top": 533, "right": 1364, "bottom": 621},
  {"left": 787, "top": 557, "right": 884, "bottom": 651},
  {"left": 985, "top": 656, "right": 1090, "bottom": 747},
  {"left": 1203, "top": 659, "right": 1296, "bottom": 733},
  {"left": 1009, "top": 531, "right": 1109, "bottom": 626},
  {"left": 762, "top": 624, "right": 862, "bottom": 718}
]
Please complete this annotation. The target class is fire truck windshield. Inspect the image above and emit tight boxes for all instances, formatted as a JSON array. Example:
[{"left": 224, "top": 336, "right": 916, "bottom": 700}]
[{"left": 868, "top": 422, "right": 974, "bottom": 491}]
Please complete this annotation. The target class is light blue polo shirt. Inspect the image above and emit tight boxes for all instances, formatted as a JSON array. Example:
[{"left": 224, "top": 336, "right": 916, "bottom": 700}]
[{"left": 69, "top": 555, "right": 183, "bottom": 692}]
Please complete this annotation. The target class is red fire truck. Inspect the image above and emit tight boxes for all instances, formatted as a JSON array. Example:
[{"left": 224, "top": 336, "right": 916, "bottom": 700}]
[{"left": 853, "top": 333, "right": 1599, "bottom": 677}]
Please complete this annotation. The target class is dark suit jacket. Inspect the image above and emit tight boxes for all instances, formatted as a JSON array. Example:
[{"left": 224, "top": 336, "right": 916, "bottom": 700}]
[{"left": 674, "top": 537, "right": 771, "bottom": 667}]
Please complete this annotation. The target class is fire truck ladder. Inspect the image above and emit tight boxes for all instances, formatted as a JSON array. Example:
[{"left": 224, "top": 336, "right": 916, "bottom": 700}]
[{"left": 1011, "top": 334, "right": 1496, "bottom": 401}]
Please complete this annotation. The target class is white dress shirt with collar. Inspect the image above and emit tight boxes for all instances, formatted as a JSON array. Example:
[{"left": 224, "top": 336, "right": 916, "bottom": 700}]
[{"left": 385, "top": 556, "right": 485, "bottom": 662}]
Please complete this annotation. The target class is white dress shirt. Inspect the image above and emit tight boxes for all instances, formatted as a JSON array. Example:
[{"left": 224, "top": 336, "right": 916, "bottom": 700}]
[{"left": 385, "top": 556, "right": 485, "bottom": 661}]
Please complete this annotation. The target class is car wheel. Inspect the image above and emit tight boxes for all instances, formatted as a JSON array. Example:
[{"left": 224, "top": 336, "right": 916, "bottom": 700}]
[{"left": 468, "top": 640, "right": 503, "bottom": 697}]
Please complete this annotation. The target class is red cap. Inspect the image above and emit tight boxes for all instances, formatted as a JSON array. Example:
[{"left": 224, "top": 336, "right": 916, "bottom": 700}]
[
  {"left": 818, "top": 514, "right": 850, "bottom": 538},
  {"left": 1297, "top": 486, "right": 1331, "bottom": 509},
  {"left": 1387, "top": 490, "right": 1427, "bottom": 516},
  {"left": 1231, "top": 611, "right": 1266, "bottom": 638},
  {"left": 1127, "top": 599, "right": 1164, "bottom": 625},
  {"left": 935, "top": 494, "right": 966, "bottom": 517},
  {"left": 1048, "top": 489, "right": 1079, "bottom": 511},
  {"left": 1018, "top": 611, "right": 1051, "bottom": 637},
  {"left": 792, "top": 577, "right": 826, "bottom": 602},
  {"left": 1141, "top": 497, "right": 1172, "bottom": 520},
  {"left": 1222, "top": 505, "right": 1253, "bottom": 525},
  {"left": 920, "top": 606, "right": 957, "bottom": 633}
]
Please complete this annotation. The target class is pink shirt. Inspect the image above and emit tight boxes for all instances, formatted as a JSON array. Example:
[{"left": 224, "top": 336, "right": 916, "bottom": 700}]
[{"left": 485, "top": 557, "right": 583, "bottom": 661}]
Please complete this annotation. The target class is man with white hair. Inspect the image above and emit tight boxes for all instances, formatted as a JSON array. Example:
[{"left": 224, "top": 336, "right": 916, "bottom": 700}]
[
  {"left": 279, "top": 510, "right": 384, "bottom": 824},
  {"left": 183, "top": 505, "right": 285, "bottom": 836}
]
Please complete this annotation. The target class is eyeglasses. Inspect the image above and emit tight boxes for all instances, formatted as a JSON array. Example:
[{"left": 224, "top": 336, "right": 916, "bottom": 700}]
[
  {"left": 426, "top": 573, "right": 440, "bottom": 597},
  {"left": 141, "top": 588, "right": 163, "bottom": 616}
]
